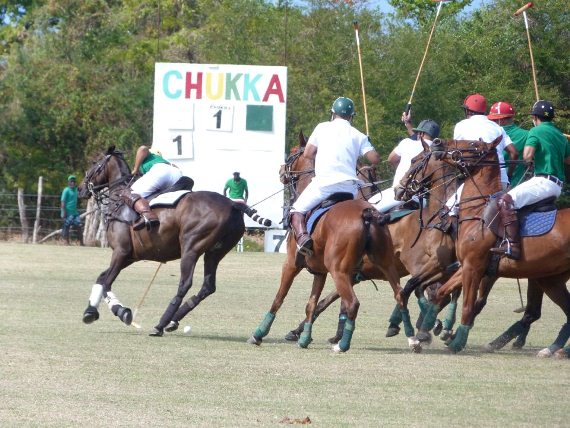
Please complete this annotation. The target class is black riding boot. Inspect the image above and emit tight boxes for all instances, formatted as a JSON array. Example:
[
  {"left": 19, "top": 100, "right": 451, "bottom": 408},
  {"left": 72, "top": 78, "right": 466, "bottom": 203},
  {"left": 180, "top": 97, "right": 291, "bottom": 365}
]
[
  {"left": 490, "top": 194, "right": 521, "bottom": 260},
  {"left": 290, "top": 212, "right": 313, "bottom": 257}
]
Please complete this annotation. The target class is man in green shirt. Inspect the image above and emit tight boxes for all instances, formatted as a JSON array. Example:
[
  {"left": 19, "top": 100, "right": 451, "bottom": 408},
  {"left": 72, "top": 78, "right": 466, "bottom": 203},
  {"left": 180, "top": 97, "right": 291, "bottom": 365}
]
[
  {"left": 491, "top": 100, "right": 570, "bottom": 259},
  {"left": 224, "top": 172, "right": 248, "bottom": 203},
  {"left": 60, "top": 175, "right": 84, "bottom": 245},
  {"left": 488, "top": 101, "right": 529, "bottom": 187}
]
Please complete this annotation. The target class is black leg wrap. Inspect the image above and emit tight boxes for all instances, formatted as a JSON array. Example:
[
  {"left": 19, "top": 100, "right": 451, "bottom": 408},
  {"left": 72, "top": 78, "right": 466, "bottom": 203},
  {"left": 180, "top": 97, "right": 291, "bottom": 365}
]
[{"left": 82, "top": 305, "right": 100, "bottom": 324}]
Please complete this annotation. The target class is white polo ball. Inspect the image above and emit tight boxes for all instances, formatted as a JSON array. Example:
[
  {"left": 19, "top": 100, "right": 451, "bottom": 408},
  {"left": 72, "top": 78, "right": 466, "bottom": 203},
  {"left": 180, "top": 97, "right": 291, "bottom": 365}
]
[{"left": 183, "top": 325, "right": 192, "bottom": 334}]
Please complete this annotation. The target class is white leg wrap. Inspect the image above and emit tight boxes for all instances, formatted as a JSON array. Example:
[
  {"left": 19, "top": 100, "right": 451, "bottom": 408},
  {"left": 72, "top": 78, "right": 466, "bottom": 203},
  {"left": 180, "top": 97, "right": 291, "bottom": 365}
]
[
  {"left": 89, "top": 284, "right": 104, "bottom": 308},
  {"left": 104, "top": 291, "right": 122, "bottom": 310}
]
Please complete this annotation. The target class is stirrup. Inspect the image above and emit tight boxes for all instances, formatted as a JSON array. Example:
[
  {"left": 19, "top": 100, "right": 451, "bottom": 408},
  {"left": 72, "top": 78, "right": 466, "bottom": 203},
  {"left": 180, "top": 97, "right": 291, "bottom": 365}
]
[
  {"left": 296, "top": 236, "right": 313, "bottom": 257},
  {"left": 133, "top": 215, "right": 160, "bottom": 231}
]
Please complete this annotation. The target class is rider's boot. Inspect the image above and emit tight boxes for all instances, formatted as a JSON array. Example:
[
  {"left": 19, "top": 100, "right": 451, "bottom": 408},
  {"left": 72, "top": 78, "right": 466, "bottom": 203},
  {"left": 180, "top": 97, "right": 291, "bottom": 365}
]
[
  {"left": 122, "top": 190, "right": 160, "bottom": 231},
  {"left": 490, "top": 194, "right": 521, "bottom": 260},
  {"left": 290, "top": 212, "right": 313, "bottom": 257}
]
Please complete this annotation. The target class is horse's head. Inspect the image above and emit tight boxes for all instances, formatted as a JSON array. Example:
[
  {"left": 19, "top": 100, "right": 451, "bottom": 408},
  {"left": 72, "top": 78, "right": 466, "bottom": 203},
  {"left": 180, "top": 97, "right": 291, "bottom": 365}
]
[
  {"left": 394, "top": 140, "right": 433, "bottom": 202},
  {"left": 79, "top": 145, "right": 130, "bottom": 199},
  {"left": 279, "top": 130, "right": 314, "bottom": 198}
]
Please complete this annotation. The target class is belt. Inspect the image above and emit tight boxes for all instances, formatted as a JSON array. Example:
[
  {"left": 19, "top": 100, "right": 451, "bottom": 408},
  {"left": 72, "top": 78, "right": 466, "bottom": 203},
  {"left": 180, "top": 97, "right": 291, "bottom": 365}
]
[{"left": 536, "top": 174, "right": 563, "bottom": 187}]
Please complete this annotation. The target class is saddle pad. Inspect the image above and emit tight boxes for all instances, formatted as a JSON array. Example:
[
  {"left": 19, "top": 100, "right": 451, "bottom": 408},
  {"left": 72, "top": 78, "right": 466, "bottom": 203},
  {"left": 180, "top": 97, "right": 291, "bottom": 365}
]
[
  {"left": 307, "top": 205, "right": 334, "bottom": 235},
  {"left": 149, "top": 190, "right": 191, "bottom": 208},
  {"left": 388, "top": 208, "right": 415, "bottom": 224},
  {"left": 519, "top": 209, "right": 557, "bottom": 237}
]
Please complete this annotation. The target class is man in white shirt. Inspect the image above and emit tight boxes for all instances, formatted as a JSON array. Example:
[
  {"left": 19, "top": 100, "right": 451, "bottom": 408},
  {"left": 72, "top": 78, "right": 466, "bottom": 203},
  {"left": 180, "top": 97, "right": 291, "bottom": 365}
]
[
  {"left": 445, "top": 93, "right": 518, "bottom": 215},
  {"left": 370, "top": 119, "right": 440, "bottom": 213},
  {"left": 290, "top": 97, "right": 381, "bottom": 256}
]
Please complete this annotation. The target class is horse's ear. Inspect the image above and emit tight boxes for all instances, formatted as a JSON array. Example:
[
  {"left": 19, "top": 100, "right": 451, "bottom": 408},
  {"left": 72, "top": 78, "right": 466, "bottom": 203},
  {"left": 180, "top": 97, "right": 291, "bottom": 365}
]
[
  {"left": 107, "top": 145, "right": 116, "bottom": 155},
  {"left": 490, "top": 135, "right": 502, "bottom": 150},
  {"left": 299, "top": 130, "right": 307, "bottom": 147}
]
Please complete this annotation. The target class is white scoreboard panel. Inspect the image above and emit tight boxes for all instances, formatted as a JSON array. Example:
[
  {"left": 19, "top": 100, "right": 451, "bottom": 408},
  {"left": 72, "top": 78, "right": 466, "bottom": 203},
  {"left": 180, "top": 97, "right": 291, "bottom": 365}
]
[{"left": 152, "top": 63, "right": 287, "bottom": 229}]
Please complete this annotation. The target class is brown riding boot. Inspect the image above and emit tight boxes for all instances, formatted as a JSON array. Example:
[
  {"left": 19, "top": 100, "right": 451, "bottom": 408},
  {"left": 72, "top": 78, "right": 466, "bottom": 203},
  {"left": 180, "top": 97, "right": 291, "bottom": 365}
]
[
  {"left": 490, "top": 194, "right": 521, "bottom": 260},
  {"left": 290, "top": 212, "right": 313, "bottom": 257},
  {"left": 122, "top": 190, "right": 160, "bottom": 231}
]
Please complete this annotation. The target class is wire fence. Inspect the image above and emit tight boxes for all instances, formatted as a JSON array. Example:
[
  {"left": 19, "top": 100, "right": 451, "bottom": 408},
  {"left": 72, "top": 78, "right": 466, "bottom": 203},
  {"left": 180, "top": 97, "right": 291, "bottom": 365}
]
[{"left": 0, "top": 192, "right": 82, "bottom": 242}]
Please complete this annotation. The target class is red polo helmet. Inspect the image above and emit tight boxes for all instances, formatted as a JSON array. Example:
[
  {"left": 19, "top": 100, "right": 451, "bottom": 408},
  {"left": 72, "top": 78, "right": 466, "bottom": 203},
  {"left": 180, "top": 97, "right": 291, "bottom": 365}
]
[
  {"left": 463, "top": 93, "right": 487, "bottom": 114},
  {"left": 488, "top": 101, "right": 515, "bottom": 119}
]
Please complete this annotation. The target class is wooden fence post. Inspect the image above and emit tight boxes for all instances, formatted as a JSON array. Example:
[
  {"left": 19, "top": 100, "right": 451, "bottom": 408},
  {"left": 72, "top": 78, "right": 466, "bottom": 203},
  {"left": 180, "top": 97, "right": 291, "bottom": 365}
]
[
  {"left": 32, "top": 176, "right": 43, "bottom": 244},
  {"left": 17, "top": 187, "right": 29, "bottom": 243}
]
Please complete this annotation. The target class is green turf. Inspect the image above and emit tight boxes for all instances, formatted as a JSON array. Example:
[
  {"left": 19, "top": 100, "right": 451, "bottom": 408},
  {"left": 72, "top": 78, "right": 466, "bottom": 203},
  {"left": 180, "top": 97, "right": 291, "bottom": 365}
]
[{"left": 0, "top": 242, "right": 567, "bottom": 426}]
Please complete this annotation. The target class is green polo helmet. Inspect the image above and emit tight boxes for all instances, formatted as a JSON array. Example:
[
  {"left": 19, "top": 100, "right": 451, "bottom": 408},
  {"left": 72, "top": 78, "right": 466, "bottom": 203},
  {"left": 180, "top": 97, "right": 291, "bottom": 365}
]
[
  {"left": 413, "top": 119, "right": 440, "bottom": 139},
  {"left": 331, "top": 97, "right": 356, "bottom": 118}
]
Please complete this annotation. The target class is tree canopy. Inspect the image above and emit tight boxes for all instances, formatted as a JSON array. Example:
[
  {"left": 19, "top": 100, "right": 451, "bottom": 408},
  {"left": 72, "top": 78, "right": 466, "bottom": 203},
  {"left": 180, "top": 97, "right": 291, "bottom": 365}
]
[{"left": 0, "top": 0, "right": 568, "bottom": 194}]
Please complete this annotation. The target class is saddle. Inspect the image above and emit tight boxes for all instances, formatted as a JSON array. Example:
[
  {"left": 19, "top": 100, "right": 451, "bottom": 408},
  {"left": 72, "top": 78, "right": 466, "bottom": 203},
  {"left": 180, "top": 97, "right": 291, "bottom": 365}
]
[
  {"left": 148, "top": 176, "right": 194, "bottom": 202},
  {"left": 484, "top": 193, "right": 557, "bottom": 239},
  {"left": 306, "top": 192, "right": 354, "bottom": 234}
]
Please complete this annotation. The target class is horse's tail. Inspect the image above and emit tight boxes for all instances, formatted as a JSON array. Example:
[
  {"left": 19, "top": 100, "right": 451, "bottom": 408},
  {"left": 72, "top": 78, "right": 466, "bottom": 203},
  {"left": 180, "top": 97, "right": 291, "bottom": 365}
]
[
  {"left": 234, "top": 203, "right": 272, "bottom": 227},
  {"left": 362, "top": 207, "right": 391, "bottom": 261}
]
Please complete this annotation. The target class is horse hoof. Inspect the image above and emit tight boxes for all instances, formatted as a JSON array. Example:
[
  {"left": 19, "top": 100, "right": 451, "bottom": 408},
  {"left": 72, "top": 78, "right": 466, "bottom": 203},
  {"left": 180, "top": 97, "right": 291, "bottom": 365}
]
[
  {"left": 284, "top": 331, "right": 300, "bottom": 342},
  {"left": 165, "top": 321, "right": 179, "bottom": 332},
  {"left": 537, "top": 347, "right": 554, "bottom": 358},
  {"left": 416, "top": 330, "right": 431, "bottom": 343},
  {"left": 117, "top": 307, "right": 132, "bottom": 326},
  {"left": 482, "top": 343, "right": 496, "bottom": 353},
  {"left": 385, "top": 325, "right": 400, "bottom": 337},
  {"left": 327, "top": 335, "right": 341, "bottom": 344},
  {"left": 433, "top": 320, "right": 443, "bottom": 336},
  {"left": 82, "top": 306, "right": 99, "bottom": 324},
  {"left": 149, "top": 327, "right": 164, "bottom": 337},
  {"left": 332, "top": 343, "right": 345, "bottom": 353},
  {"left": 408, "top": 337, "right": 422, "bottom": 353},
  {"left": 553, "top": 349, "right": 569, "bottom": 359},
  {"left": 247, "top": 335, "right": 262, "bottom": 346},
  {"left": 439, "top": 329, "right": 453, "bottom": 341}
]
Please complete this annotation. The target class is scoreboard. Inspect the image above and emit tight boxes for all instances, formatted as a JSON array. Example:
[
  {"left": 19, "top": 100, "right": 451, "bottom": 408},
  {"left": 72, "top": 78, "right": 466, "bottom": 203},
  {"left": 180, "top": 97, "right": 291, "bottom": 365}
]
[{"left": 152, "top": 63, "right": 287, "bottom": 229}]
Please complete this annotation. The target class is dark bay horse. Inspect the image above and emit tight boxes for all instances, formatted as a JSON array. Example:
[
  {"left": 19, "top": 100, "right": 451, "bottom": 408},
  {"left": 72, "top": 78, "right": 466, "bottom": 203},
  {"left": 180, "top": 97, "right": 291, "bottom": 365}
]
[
  {"left": 247, "top": 137, "right": 402, "bottom": 352},
  {"left": 284, "top": 138, "right": 460, "bottom": 352},
  {"left": 79, "top": 146, "right": 270, "bottom": 336},
  {"left": 396, "top": 138, "right": 570, "bottom": 355}
]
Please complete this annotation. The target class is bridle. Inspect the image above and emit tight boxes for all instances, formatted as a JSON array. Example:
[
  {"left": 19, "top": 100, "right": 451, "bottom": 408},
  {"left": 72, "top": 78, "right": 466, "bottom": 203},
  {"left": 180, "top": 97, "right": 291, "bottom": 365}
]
[{"left": 280, "top": 147, "right": 315, "bottom": 203}]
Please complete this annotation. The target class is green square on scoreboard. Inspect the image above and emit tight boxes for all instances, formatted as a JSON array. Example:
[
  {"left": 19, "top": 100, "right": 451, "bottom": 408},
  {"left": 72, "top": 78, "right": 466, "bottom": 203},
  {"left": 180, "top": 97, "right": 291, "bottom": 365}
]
[{"left": 246, "top": 105, "right": 274, "bottom": 132}]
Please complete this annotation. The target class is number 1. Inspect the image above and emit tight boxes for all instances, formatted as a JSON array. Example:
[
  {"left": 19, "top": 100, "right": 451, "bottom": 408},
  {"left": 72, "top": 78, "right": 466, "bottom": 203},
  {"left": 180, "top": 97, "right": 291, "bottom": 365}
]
[{"left": 172, "top": 135, "right": 182, "bottom": 155}]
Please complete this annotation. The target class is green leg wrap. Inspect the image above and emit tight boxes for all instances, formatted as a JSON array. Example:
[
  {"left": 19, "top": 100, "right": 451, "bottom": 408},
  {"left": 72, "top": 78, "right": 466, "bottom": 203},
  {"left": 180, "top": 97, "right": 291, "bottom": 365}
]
[
  {"left": 338, "top": 319, "right": 355, "bottom": 352},
  {"left": 298, "top": 322, "right": 312, "bottom": 348},
  {"left": 421, "top": 303, "right": 440, "bottom": 331},
  {"left": 442, "top": 301, "right": 457, "bottom": 331},
  {"left": 447, "top": 324, "right": 471, "bottom": 353},
  {"left": 388, "top": 304, "right": 402, "bottom": 325},
  {"left": 254, "top": 312, "right": 275, "bottom": 339},
  {"left": 551, "top": 322, "right": 570, "bottom": 351},
  {"left": 417, "top": 296, "right": 429, "bottom": 315},
  {"left": 400, "top": 308, "right": 415, "bottom": 337}
]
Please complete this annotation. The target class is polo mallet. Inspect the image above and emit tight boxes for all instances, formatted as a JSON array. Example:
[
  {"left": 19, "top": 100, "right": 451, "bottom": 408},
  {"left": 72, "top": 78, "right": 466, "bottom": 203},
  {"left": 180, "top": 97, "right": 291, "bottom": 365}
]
[
  {"left": 404, "top": 0, "right": 446, "bottom": 116},
  {"left": 513, "top": 278, "right": 526, "bottom": 313},
  {"left": 353, "top": 21, "right": 369, "bottom": 135},
  {"left": 514, "top": 2, "right": 539, "bottom": 101},
  {"left": 131, "top": 262, "right": 163, "bottom": 329}
]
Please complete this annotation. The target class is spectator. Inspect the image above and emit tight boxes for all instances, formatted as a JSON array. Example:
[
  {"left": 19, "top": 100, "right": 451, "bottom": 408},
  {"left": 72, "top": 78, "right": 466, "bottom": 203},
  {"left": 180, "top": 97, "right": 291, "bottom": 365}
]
[
  {"left": 224, "top": 172, "right": 249, "bottom": 203},
  {"left": 61, "top": 175, "right": 84, "bottom": 246}
]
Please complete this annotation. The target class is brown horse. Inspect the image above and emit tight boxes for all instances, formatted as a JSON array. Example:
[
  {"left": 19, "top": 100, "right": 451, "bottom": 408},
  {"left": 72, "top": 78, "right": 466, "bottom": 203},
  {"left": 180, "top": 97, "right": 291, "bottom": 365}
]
[
  {"left": 247, "top": 137, "right": 402, "bottom": 352},
  {"left": 79, "top": 146, "right": 270, "bottom": 336},
  {"left": 396, "top": 138, "right": 570, "bottom": 354},
  {"left": 284, "top": 139, "right": 460, "bottom": 352}
]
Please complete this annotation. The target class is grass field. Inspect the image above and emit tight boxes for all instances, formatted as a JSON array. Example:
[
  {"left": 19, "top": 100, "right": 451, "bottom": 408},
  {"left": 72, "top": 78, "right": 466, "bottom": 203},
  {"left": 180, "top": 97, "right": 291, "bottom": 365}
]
[{"left": 1, "top": 242, "right": 568, "bottom": 427}]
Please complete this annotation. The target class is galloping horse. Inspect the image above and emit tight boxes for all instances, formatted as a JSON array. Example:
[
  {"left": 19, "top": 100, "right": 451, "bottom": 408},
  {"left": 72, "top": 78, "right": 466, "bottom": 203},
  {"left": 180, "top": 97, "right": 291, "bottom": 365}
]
[
  {"left": 396, "top": 138, "right": 570, "bottom": 354},
  {"left": 284, "top": 137, "right": 460, "bottom": 352},
  {"left": 248, "top": 136, "right": 402, "bottom": 352},
  {"left": 79, "top": 146, "right": 270, "bottom": 336}
]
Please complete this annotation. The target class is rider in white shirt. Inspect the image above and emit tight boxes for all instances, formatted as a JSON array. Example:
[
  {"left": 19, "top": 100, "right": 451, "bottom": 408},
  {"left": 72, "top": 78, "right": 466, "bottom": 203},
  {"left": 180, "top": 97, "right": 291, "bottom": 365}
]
[
  {"left": 370, "top": 119, "right": 440, "bottom": 213},
  {"left": 290, "top": 97, "right": 381, "bottom": 256},
  {"left": 445, "top": 94, "right": 518, "bottom": 215}
]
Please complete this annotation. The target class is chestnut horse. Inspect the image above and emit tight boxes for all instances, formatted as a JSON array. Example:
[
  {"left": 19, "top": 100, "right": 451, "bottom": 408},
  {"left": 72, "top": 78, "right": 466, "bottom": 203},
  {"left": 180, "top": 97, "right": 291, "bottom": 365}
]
[
  {"left": 79, "top": 146, "right": 270, "bottom": 336},
  {"left": 247, "top": 137, "right": 402, "bottom": 352},
  {"left": 284, "top": 139, "right": 460, "bottom": 352},
  {"left": 396, "top": 138, "right": 570, "bottom": 354}
]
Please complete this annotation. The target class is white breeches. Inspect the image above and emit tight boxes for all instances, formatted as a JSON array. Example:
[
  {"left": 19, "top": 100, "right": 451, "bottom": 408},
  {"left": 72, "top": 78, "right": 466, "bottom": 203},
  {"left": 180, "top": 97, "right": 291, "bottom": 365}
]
[
  {"left": 291, "top": 180, "right": 359, "bottom": 213},
  {"left": 131, "top": 163, "right": 183, "bottom": 198},
  {"left": 369, "top": 187, "right": 403, "bottom": 213},
  {"left": 508, "top": 176, "right": 562, "bottom": 209},
  {"left": 446, "top": 181, "right": 509, "bottom": 216}
]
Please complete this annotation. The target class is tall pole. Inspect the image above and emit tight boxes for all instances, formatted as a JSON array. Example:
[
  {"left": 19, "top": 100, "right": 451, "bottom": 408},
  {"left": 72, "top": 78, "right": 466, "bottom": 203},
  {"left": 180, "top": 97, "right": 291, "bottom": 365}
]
[
  {"left": 514, "top": 3, "right": 538, "bottom": 101},
  {"left": 353, "top": 21, "right": 369, "bottom": 136},
  {"left": 405, "top": 0, "right": 445, "bottom": 115}
]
